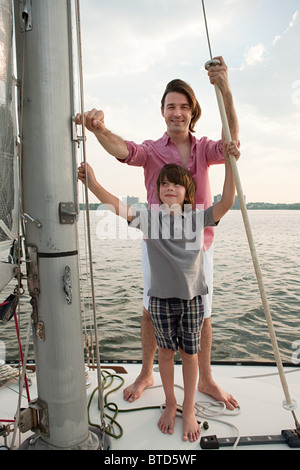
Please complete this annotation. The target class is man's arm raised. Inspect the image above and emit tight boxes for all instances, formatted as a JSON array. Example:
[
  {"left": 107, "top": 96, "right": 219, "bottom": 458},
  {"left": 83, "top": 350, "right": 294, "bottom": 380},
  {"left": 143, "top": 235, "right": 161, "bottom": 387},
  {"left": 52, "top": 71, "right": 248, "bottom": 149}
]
[{"left": 207, "top": 56, "right": 239, "bottom": 142}]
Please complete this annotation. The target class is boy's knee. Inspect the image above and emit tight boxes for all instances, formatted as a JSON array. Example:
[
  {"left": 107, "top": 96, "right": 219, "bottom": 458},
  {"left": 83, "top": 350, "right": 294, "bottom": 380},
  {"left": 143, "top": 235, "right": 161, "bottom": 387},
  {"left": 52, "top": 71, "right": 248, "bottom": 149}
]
[
  {"left": 179, "top": 348, "right": 198, "bottom": 362},
  {"left": 159, "top": 348, "right": 175, "bottom": 360}
]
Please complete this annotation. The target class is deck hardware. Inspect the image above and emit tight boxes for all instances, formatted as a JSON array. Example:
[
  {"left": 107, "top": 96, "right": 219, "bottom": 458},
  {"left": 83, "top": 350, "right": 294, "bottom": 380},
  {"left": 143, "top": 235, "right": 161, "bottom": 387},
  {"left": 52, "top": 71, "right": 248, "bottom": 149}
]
[
  {"left": 0, "top": 424, "right": 10, "bottom": 448},
  {"left": 72, "top": 116, "right": 87, "bottom": 147},
  {"left": 26, "top": 245, "right": 40, "bottom": 295},
  {"left": 59, "top": 202, "right": 76, "bottom": 225},
  {"left": 18, "top": 407, "right": 38, "bottom": 434},
  {"left": 281, "top": 429, "right": 300, "bottom": 448},
  {"left": 36, "top": 322, "right": 45, "bottom": 342},
  {"left": 18, "top": 399, "right": 49, "bottom": 437},
  {"left": 22, "top": 213, "right": 42, "bottom": 229},
  {"left": 63, "top": 266, "right": 72, "bottom": 305},
  {"left": 30, "top": 297, "right": 45, "bottom": 342},
  {"left": 30, "top": 399, "right": 49, "bottom": 437},
  {"left": 19, "top": 0, "right": 33, "bottom": 32},
  {"left": 200, "top": 432, "right": 300, "bottom": 449},
  {"left": 26, "top": 248, "right": 45, "bottom": 341}
]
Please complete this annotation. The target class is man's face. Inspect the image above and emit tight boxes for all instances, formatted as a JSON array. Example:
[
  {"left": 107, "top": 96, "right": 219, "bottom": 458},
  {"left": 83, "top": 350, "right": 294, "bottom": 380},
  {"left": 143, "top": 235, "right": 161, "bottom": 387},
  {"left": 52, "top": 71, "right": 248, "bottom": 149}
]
[{"left": 161, "top": 92, "right": 193, "bottom": 135}]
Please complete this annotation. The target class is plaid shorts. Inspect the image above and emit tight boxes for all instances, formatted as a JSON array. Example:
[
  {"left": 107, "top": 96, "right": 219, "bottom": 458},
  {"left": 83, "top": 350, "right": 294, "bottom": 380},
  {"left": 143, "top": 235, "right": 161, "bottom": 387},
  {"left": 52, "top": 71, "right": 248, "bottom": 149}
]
[{"left": 148, "top": 296, "right": 204, "bottom": 355}]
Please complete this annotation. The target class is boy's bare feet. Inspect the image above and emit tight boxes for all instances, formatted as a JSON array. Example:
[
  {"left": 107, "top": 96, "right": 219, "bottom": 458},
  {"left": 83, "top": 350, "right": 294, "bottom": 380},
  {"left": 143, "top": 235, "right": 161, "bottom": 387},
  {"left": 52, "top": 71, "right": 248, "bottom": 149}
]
[
  {"left": 158, "top": 403, "right": 177, "bottom": 435},
  {"left": 123, "top": 373, "right": 154, "bottom": 402},
  {"left": 198, "top": 377, "right": 238, "bottom": 410},
  {"left": 182, "top": 405, "right": 201, "bottom": 442}
]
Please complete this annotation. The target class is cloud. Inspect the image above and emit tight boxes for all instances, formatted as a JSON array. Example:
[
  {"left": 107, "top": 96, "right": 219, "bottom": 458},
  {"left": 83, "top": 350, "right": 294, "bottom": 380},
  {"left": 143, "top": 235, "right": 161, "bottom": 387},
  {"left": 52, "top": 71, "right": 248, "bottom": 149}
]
[
  {"left": 78, "top": 1, "right": 300, "bottom": 204},
  {"left": 244, "top": 43, "right": 266, "bottom": 66},
  {"left": 272, "top": 10, "right": 299, "bottom": 45}
]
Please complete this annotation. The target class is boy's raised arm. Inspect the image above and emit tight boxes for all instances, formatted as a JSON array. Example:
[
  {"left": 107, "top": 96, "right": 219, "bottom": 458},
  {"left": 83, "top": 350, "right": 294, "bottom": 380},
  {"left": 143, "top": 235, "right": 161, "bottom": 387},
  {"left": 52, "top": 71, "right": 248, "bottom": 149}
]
[
  {"left": 212, "top": 141, "right": 240, "bottom": 223},
  {"left": 78, "top": 162, "right": 133, "bottom": 222}
]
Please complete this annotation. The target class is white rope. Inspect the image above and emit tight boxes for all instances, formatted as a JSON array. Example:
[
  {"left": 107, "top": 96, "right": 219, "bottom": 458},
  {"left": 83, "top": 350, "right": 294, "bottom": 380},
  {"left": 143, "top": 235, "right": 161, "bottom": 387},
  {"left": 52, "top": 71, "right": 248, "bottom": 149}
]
[
  {"left": 201, "top": 0, "right": 299, "bottom": 434},
  {"left": 9, "top": 316, "right": 32, "bottom": 450},
  {"left": 213, "top": 83, "right": 299, "bottom": 432}
]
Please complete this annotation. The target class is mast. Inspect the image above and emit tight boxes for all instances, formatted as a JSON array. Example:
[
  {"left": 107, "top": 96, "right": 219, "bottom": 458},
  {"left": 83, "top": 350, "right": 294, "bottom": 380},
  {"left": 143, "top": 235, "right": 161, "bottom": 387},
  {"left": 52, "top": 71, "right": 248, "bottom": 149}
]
[{"left": 13, "top": 0, "right": 99, "bottom": 450}]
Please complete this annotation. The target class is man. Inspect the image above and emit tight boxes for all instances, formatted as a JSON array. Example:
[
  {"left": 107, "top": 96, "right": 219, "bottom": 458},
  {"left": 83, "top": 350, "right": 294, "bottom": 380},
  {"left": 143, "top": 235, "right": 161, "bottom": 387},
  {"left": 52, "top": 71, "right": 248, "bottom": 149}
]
[{"left": 76, "top": 56, "right": 239, "bottom": 410}]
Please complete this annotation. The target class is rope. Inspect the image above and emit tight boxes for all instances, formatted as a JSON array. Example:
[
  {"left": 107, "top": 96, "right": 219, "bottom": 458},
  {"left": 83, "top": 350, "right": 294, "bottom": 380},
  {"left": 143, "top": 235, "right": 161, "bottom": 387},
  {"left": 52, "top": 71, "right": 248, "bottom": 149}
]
[
  {"left": 10, "top": 314, "right": 32, "bottom": 450},
  {"left": 87, "top": 370, "right": 242, "bottom": 447},
  {"left": 214, "top": 78, "right": 300, "bottom": 434},
  {"left": 13, "top": 313, "right": 30, "bottom": 403},
  {"left": 201, "top": 0, "right": 299, "bottom": 433}
]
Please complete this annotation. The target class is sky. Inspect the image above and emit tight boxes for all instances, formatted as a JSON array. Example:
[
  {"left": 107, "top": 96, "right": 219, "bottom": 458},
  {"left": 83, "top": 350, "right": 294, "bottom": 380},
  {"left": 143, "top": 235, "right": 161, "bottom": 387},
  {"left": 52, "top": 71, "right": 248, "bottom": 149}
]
[{"left": 76, "top": 0, "right": 300, "bottom": 204}]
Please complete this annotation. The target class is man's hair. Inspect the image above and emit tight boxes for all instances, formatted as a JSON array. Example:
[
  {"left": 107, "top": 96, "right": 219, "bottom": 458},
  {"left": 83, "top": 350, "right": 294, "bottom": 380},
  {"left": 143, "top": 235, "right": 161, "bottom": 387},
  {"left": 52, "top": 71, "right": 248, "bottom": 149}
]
[
  {"left": 161, "top": 79, "right": 202, "bottom": 133},
  {"left": 156, "top": 164, "right": 197, "bottom": 207}
]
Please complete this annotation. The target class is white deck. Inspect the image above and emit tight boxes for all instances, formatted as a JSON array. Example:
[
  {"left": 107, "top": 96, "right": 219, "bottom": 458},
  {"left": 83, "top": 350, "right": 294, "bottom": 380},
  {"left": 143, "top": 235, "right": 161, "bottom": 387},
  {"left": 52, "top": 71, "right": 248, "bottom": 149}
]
[
  {"left": 94, "top": 363, "right": 300, "bottom": 451},
  {"left": 1, "top": 362, "right": 299, "bottom": 451}
]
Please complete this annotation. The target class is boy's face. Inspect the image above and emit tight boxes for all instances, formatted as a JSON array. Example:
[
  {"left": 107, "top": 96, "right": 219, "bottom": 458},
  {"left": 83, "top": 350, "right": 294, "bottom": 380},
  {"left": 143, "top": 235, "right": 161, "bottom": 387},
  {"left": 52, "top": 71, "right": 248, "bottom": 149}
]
[
  {"left": 161, "top": 92, "right": 193, "bottom": 135},
  {"left": 159, "top": 178, "right": 186, "bottom": 208}
]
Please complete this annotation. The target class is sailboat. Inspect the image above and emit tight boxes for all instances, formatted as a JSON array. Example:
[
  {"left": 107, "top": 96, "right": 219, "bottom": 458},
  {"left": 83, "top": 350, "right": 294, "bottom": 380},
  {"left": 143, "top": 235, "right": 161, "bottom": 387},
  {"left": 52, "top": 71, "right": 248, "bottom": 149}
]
[{"left": 0, "top": 0, "right": 299, "bottom": 452}]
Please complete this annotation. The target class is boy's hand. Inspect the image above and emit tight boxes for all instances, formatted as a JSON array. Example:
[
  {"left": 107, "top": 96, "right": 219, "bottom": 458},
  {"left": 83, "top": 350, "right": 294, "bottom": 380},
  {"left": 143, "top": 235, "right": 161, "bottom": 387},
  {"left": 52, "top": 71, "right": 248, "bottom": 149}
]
[
  {"left": 223, "top": 141, "right": 240, "bottom": 161},
  {"left": 77, "top": 162, "right": 97, "bottom": 188},
  {"left": 77, "top": 162, "right": 86, "bottom": 183}
]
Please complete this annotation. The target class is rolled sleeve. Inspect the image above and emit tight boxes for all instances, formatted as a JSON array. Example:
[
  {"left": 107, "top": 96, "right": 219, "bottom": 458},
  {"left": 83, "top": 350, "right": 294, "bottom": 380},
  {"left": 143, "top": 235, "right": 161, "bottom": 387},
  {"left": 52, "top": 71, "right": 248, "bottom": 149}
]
[
  {"left": 204, "top": 206, "right": 219, "bottom": 228},
  {"left": 205, "top": 138, "right": 224, "bottom": 165},
  {"left": 117, "top": 141, "right": 147, "bottom": 167}
]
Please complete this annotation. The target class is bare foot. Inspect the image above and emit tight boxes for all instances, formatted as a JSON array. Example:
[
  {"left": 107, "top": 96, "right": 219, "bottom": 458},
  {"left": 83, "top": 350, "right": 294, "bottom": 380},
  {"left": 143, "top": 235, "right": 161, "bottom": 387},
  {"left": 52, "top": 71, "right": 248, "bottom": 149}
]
[
  {"left": 198, "top": 378, "right": 238, "bottom": 410},
  {"left": 123, "top": 374, "right": 154, "bottom": 402},
  {"left": 158, "top": 403, "right": 177, "bottom": 435},
  {"left": 182, "top": 406, "right": 201, "bottom": 442}
]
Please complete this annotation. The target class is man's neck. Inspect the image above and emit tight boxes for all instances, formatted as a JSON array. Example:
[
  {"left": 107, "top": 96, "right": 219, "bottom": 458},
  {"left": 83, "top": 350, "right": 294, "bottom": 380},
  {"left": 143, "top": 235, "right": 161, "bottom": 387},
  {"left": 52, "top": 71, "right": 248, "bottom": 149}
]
[{"left": 167, "top": 129, "right": 190, "bottom": 146}]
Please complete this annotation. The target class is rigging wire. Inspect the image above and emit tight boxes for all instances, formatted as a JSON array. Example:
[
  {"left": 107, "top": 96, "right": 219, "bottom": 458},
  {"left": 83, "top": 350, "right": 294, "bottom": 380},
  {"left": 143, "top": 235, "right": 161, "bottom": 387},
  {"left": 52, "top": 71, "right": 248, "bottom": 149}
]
[
  {"left": 8, "top": 6, "right": 32, "bottom": 449},
  {"left": 74, "top": 0, "right": 108, "bottom": 448},
  {"left": 200, "top": 0, "right": 299, "bottom": 435},
  {"left": 201, "top": 0, "right": 213, "bottom": 60}
]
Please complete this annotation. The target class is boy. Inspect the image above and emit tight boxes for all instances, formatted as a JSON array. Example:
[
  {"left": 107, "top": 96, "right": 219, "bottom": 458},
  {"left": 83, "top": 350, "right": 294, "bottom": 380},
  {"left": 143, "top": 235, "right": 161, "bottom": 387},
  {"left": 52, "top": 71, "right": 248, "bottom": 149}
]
[{"left": 78, "top": 140, "right": 239, "bottom": 442}]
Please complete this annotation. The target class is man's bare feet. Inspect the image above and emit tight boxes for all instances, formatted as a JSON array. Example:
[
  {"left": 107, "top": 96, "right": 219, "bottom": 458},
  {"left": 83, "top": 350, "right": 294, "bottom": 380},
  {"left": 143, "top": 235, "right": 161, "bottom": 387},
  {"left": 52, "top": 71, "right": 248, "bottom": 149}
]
[
  {"left": 158, "top": 403, "right": 177, "bottom": 435},
  {"left": 182, "top": 405, "right": 201, "bottom": 442},
  {"left": 198, "top": 378, "right": 238, "bottom": 410},
  {"left": 123, "top": 374, "right": 154, "bottom": 402}
]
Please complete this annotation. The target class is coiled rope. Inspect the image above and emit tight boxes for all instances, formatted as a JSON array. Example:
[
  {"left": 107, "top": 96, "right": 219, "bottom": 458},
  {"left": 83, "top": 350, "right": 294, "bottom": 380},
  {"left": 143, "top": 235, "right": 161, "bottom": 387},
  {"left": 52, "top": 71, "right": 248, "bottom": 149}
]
[{"left": 87, "top": 370, "right": 241, "bottom": 445}]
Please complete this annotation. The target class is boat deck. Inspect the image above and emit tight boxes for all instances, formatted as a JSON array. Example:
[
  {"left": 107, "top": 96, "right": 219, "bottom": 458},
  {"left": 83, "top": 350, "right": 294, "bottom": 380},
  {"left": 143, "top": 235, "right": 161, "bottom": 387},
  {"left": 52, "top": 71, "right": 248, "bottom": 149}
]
[
  {"left": 93, "top": 362, "right": 300, "bottom": 451},
  {"left": 1, "top": 362, "right": 299, "bottom": 451}
]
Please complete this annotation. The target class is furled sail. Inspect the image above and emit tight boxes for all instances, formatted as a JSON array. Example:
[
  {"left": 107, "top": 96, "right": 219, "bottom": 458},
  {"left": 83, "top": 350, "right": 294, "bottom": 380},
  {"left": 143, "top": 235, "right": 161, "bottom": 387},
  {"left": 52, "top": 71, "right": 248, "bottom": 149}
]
[{"left": 0, "top": 0, "right": 18, "bottom": 253}]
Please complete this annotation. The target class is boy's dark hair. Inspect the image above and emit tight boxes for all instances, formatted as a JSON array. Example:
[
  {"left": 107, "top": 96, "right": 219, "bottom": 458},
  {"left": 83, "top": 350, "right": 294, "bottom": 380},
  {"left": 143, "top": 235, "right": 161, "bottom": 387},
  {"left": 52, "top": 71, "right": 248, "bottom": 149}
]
[
  {"left": 156, "top": 164, "right": 197, "bottom": 207},
  {"left": 161, "top": 79, "right": 202, "bottom": 133}
]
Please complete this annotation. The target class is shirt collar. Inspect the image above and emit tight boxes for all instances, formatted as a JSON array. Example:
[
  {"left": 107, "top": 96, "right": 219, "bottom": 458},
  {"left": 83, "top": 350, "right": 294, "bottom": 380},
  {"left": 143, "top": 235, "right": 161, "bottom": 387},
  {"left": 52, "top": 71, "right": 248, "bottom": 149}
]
[
  {"left": 162, "top": 132, "right": 171, "bottom": 146},
  {"left": 162, "top": 131, "right": 196, "bottom": 148},
  {"left": 159, "top": 204, "right": 192, "bottom": 219}
]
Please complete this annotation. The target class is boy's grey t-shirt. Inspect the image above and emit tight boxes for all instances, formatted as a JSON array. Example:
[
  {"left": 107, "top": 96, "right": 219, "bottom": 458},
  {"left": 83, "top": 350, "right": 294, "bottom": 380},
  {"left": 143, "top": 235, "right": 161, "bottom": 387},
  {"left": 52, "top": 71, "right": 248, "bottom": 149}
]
[{"left": 129, "top": 206, "right": 218, "bottom": 300}]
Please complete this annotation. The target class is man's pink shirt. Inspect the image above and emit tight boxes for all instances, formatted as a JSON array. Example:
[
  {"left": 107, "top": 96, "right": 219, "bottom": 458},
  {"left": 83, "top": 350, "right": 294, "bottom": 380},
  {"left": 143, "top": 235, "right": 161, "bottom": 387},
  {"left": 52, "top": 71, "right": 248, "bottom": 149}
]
[{"left": 120, "top": 132, "right": 224, "bottom": 251}]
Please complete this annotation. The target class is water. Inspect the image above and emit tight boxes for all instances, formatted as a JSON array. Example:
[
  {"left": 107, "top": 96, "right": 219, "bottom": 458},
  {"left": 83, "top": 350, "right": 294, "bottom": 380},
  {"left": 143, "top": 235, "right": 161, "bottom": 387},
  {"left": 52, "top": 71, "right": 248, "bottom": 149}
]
[{"left": 0, "top": 210, "right": 299, "bottom": 365}]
